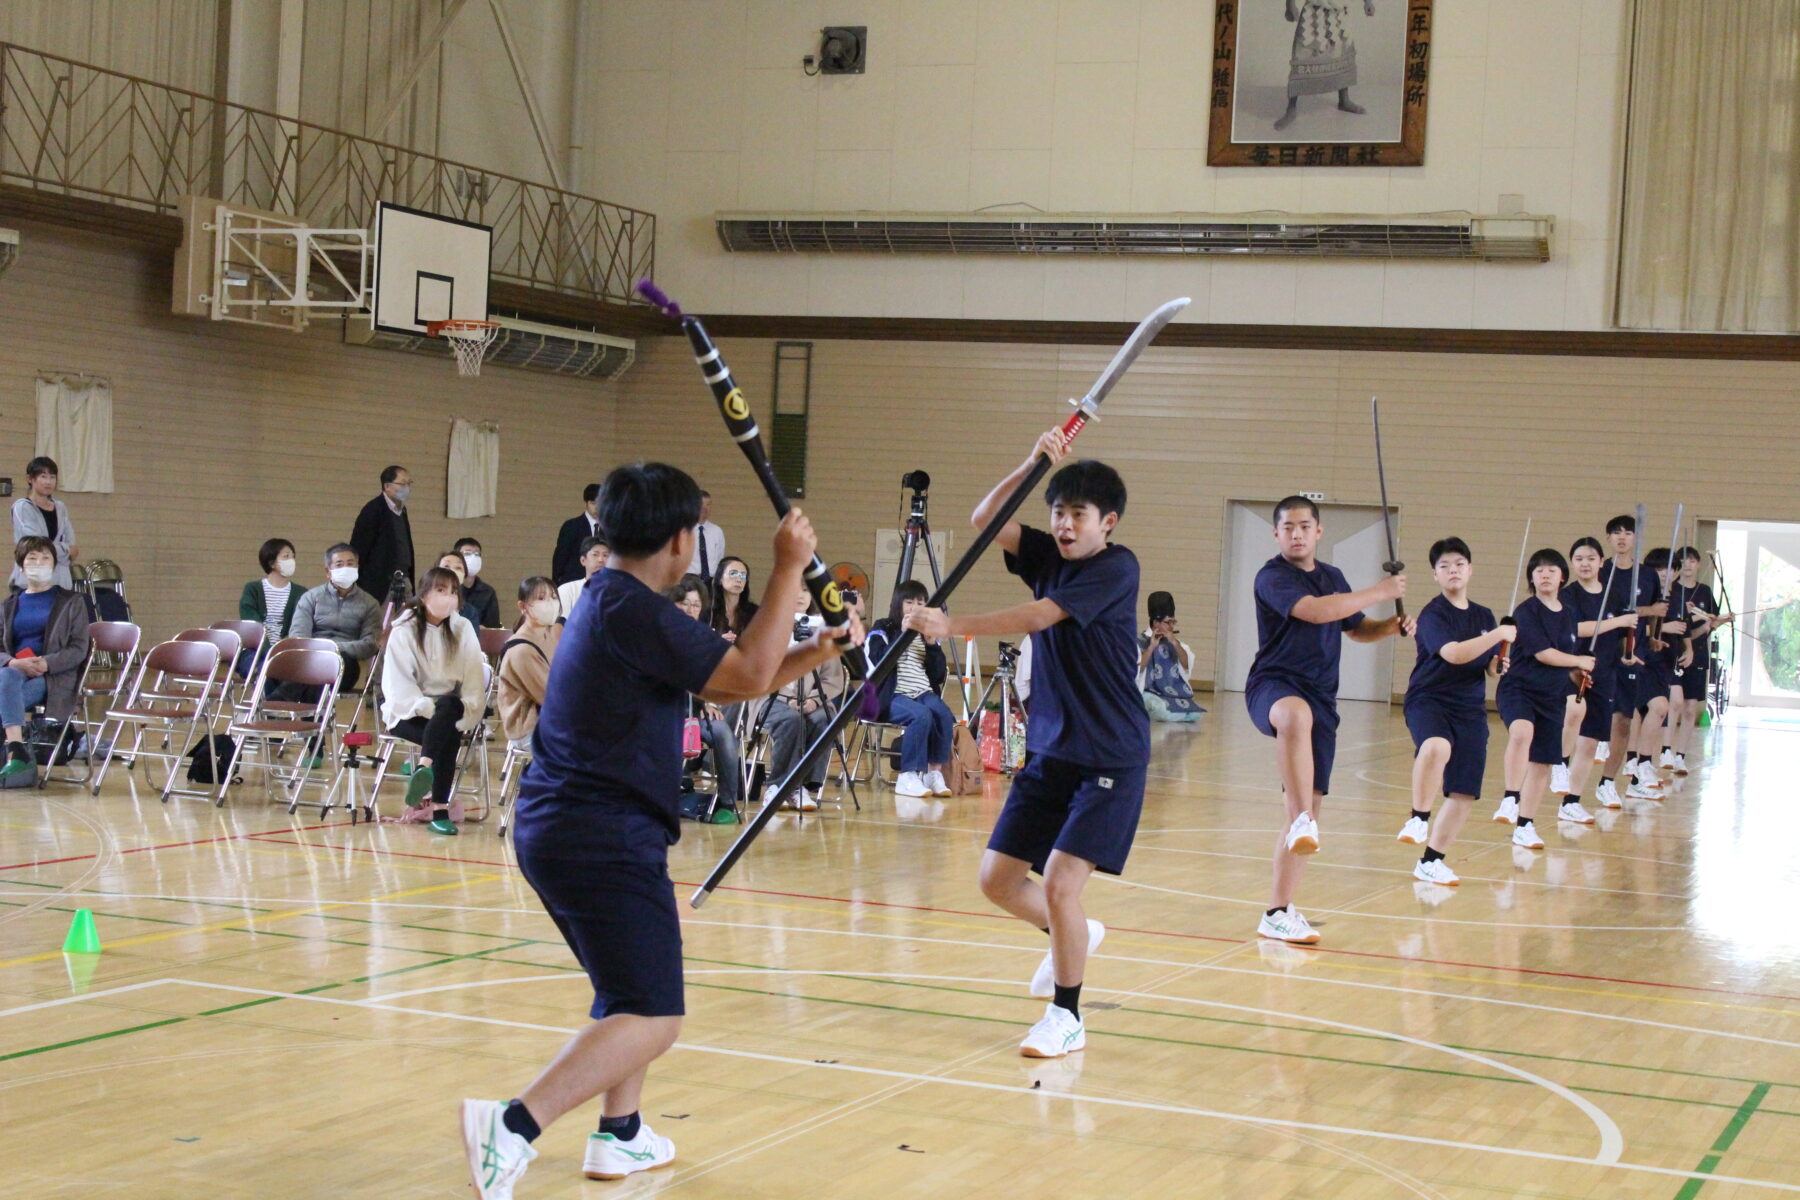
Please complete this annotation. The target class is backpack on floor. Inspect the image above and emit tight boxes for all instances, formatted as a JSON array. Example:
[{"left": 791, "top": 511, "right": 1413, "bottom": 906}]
[
  {"left": 950, "top": 723, "right": 983, "bottom": 795},
  {"left": 185, "top": 734, "right": 241, "bottom": 785}
]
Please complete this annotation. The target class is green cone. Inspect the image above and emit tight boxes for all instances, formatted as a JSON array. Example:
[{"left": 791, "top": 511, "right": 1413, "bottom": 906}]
[{"left": 62, "top": 908, "right": 101, "bottom": 954}]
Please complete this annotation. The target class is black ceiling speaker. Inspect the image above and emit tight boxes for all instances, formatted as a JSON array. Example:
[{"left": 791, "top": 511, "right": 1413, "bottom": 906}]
[{"left": 818, "top": 26, "right": 866, "bottom": 74}]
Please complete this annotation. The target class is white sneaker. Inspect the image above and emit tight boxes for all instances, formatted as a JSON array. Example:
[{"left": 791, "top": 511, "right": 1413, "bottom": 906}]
[
  {"left": 1492, "top": 796, "right": 1519, "bottom": 825},
  {"left": 1594, "top": 740, "right": 1611, "bottom": 763},
  {"left": 1557, "top": 799, "right": 1595, "bottom": 825},
  {"left": 1257, "top": 906, "right": 1320, "bottom": 945},
  {"left": 894, "top": 771, "right": 931, "bottom": 797},
  {"left": 1396, "top": 815, "right": 1429, "bottom": 845},
  {"left": 1596, "top": 779, "right": 1623, "bottom": 809},
  {"left": 460, "top": 1100, "right": 538, "bottom": 1200},
  {"left": 1551, "top": 763, "right": 1571, "bottom": 794},
  {"left": 1284, "top": 812, "right": 1319, "bottom": 856},
  {"left": 1660, "top": 748, "right": 1677, "bottom": 769},
  {"left": 1512, "top": 822, "right": 1545, "bottom": 850},
  {"left": 1625, "top": 777, "right": 1661, "bottom": 800},
  {"left": 1674, "top": 753, "right": 1689, "bottom": 776},
  {"left": 794, "top": 791, "right": 820, "bottom": 812},
  {"left": 1029, "top": 919, "right": 1106, "bottom": 999},
  {"left": 1019, "top": 1002, "right": 1086, "bottom": 1058},
  {"left": 583, "top": 1122, "right": 676, "bottom": 1180},
  {"left": 1413, "top": 857, "right": 1459, "bottom": 886},
  {"left": 1635, "top": 759, "right": 1666, "bottom": 789},
  {"left": 762, "top": 783, "right": 784, "bottom": 806},
  {"left": 924, "top": 769, "right": 953, "bottom": 797}
]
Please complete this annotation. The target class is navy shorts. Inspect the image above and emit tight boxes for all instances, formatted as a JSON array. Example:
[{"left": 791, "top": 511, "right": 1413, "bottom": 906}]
[
  {"left": 1578, "top": 679, "right": 1613, "bottom": 740},
  {"left": 1675, "top": 663, "right": 1707, "bottom": 696},
  {"left": 515, "top": 818, "right": 685, "bottom": 1019},
  {"left": 987, "top": 753, "right": 1146, "bottom": 876},
  {"left": 1403, "top": 699, "right": 1488, "bottom": 798},
  {"left": 1636, "top": 656, "right": 1675, "bottom": 710},
  {"left": 1246, "top": 678, "right": 1339, "bottom": 794},
  {"left": 1610, "top": 664, "right": 1642, "bottom": 718},
  {"left": 1497, "top": 682, "right": 1564, "bottom": 766}
]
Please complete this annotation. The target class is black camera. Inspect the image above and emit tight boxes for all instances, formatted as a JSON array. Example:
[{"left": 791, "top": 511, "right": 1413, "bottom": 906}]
[
  {"left": 793, "top": 614, "right": 820, "bottom": 643},
  {"left": 386, "top": 570, "right": 409, "bottom": 605},
  {"left": 997, "top": 640, "right": 1020, "bottom": 668},
  {"left": 901, "top": 469, "right": 930, "bottom": 495}
]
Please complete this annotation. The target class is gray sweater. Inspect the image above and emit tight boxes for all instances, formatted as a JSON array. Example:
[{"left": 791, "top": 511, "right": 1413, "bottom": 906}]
[
  {"left": 0, "top": 586, "right": 91, "bottom": 721},
  {"left": 290, "top": 583, "right": 382, "bottom": 659}
]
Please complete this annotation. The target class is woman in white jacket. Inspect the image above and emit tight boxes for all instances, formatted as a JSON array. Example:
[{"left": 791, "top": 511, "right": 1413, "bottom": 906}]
[{"left": 382, "top": 566, "right": 488, "bottom": 834}]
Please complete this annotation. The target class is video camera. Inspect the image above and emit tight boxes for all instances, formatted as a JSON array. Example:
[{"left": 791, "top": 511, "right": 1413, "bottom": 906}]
[
  {"left": 901, "top": 469, "right": 930, "bottom": 520},
  {"left": 386, "top": 569, "right": 409, "bottom": 605}
]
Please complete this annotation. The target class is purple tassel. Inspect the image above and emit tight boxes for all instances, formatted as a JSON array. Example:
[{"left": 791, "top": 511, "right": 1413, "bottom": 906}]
[{"left": 636, "top": 279, "right": 683, "bottom": 319}]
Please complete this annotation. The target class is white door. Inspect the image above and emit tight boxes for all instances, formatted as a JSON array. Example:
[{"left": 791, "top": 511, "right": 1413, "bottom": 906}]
[
  {"left": 1722, "top": 522, "right": 1800, "bottom": 710},
  {"left": 1216, "top": 501, "right": 1398, "bottom": 702}
]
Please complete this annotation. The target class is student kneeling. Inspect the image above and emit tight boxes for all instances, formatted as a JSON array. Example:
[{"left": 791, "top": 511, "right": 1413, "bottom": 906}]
[{"left": 381, "top": 567, "right": 487, "bottom": 834}]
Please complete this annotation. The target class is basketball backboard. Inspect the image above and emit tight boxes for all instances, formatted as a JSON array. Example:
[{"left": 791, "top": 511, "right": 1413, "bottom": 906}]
[{"left": 371, "top": 202, "right": 492, "bottom": 336}]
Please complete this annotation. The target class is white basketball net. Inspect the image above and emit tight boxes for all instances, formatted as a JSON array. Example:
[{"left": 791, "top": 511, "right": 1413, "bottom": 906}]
[{"left": 435, "top": 321, "right": 499, "bottom": 376}]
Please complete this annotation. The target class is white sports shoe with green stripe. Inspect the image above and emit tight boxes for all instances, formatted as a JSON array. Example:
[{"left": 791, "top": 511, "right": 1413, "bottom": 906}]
[
  {"left": 585, "top": 1122, "right": 676, "bottom": 1180},
  {"left": 460, "top": 1099, "right": 537, "bottom": 1200},
  {"left": 1019, "top": 1002, "right": 1086, "bottom": 1058}
]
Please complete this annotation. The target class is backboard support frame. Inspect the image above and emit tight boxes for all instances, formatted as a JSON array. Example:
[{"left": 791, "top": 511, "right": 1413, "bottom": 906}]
[{"left": 204, "top": 205, "right": 372, "bottom": 332}]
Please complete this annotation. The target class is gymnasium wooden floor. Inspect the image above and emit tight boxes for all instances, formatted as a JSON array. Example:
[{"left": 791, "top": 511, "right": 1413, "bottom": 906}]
[{"left": 3, "top": 700, "right": 1798, "bottom": 1199}]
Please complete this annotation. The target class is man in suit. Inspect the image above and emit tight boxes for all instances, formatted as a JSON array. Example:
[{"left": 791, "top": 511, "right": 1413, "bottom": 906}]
[
  {"left": 350, "top": 465, "right": 415, "bottom": 601},
  {"left": 552, "top": 483, "right": 602, "bottom": 585},
  {"left": 686, "top": 490, "right": 725, "bottom": 584}
]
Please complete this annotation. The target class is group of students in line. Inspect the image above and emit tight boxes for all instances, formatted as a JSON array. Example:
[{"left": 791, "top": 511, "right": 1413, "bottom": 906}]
[{"left": 1244, "top": 499, "right": 1729, "bottom": 947}]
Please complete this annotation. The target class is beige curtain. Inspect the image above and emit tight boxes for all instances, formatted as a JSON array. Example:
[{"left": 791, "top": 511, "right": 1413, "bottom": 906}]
[
  {"left": 35, "top": 373, "right": 115, "bottom": 492},
  {"left": 446, "top": 417, "right": 499, "bottom": 519},
  {"left": 1617, "top": 0, "right": 1800, "bottom": 332}
]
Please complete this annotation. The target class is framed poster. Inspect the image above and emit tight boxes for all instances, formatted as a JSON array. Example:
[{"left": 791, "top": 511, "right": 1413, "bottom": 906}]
[{"left": 1207, "top": 0, "right": 1432, "bottom": 167}]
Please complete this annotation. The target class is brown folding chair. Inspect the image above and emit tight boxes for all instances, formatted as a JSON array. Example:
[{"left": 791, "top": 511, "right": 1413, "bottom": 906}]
[
  {"left": 222, "top": 648, "right": 343, "bottom": 810},
  {"left": 39, "top": 620, "right": 141, "bottom": 788},
  {"left": 174, "top": 627, "right": 242, "bottom": 729},
  {"left": 90, "top": 639, "right": 223, "bottom": 803},
  {"left": 212, "top": 620, "right": 267, "bottom": 709}
]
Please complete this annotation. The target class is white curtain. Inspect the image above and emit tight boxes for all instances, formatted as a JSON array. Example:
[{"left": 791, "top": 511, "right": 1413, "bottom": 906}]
[
  {"left": 35, "top": 373, "right": 115, "bottom": 492},
  {"left": 1617, "top": 1, "right": 1800, "bottom": 332},
  {"left": 446, "top": 417, "right": 499, "bottom": 519}
]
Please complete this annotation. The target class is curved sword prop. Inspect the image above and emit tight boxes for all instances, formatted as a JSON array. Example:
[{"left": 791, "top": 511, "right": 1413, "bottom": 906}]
[{"left": 1370, "top": 397, "right": 1405, "bottom": 629}]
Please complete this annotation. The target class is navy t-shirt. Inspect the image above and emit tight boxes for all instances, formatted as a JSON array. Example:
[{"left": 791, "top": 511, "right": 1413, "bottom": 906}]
[
  {"left": 1406, "top": 594, "right": 1497, "bottom": 710},
  {"left": 1678, "top": 582, "right": 1719, "bottom": 666},
  {"left": 1593, "top": 561, "right": 1643, "bottom": 668},
  {"left": 1561, "top": 581, "right": 1605, "bottom": 662},
  {"left": 1004, "top": 526, "right": 1148, "bottom": 769},
  {"left": 515, "top": 569, "right": 731, "bottom": 852},
  {"left": 1246, "top": 556, "right": 1365, "bottom": 701},
  {"left": 1503, "top": 595, "right": 1579, "bottom": 695}
]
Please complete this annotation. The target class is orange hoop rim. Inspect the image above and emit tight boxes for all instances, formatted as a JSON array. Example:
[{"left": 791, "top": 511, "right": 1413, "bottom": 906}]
[{"left": 426, "top": 319, "right": 500, "bottom": 339}]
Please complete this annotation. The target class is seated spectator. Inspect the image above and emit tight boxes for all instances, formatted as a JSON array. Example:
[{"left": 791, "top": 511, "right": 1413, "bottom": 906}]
[
  {"left": 238, "top": 538, "right": 299, "bottom": 678},
  {"left": 669, "top": 575, "right": 740, "bottom": 813},
  {"left": 865, "top": 580, "right": 954, "bottom": 799},
  {"left": 0, "top": 537, "right": 91, "bottom": 777},
  {"left": 496, "top": 576, "right": 562, "bottom": 748},
  {"left": 1137, "top": 591, "right": 1202, "bottom": 723},
  {"left": 454, "top": 537, "right": 502, "bottom": 628},
  {"left": 381, "top": 567, "right": 487, "bottom": 835},
  {"left": 558, "top": 534, "right": 608, "bottom": 618},
  {"left": 760, "top": 587, "right": 848, "bottom": 812},
  {"left": 710, "top": 555, "right": 758, "bottom": 643},
  {"left": 435, "top": 550, "right": 487, "bottom": 630},
  {"left": 288, "top": 544, "right": 382, "bottom": 691}
]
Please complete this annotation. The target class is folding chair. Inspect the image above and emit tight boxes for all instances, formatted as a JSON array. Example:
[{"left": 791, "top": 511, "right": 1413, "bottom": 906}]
[
  {"left": 89, "top": 639, "right": 222, "bottom": 803},
  {"left": 494, "top": 736, "right": 531, "bottom": 839},
  {"left": 173, "top": 627, "right": 242, "bottom": 730},
  {"left": 39, "top": 619, "right": 140, "bottom": 788},
  {"left": 851, "top": 718, "right": 906, "bottom": 786},
  {"left": 212, "top": 619, "right": 268, "bottom": 710},
  {"left": 221, "top": 648, "right": 342, "bottom": 811}
]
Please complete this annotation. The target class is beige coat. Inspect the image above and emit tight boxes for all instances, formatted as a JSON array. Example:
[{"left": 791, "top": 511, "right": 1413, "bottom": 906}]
[{"left": 496, "top": 620, "right": 561, "bottom": 742}]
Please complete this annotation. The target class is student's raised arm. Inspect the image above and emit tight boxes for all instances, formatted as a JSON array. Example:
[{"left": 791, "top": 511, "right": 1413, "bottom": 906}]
[
  {"left": 972, "top": 428, "right": 1069, "bottom": 556},
  {"left": 1289, "top": 575, "right": 1404, "bottom": 626}
]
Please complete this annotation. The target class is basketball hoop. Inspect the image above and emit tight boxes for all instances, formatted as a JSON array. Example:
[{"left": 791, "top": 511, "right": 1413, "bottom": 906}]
[{"left": 427, "top": 319, "right": 500, "bottom": 376}]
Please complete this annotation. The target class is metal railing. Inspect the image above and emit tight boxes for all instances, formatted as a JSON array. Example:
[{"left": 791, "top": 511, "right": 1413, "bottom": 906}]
[{"left": 0, "top": 41, "right": 653, "bottom": 306}]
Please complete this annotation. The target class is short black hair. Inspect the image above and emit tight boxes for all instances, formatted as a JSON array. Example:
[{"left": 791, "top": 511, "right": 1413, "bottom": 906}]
[
  {"left": 1569, "top": 536, "right": 1604, "bottom": 558},
  {"left": 1644, "top": 546, "right": 1671, "bottom": 570},
  {"left": 582, "top": 482, "right": 601, "bottom": 504},
  {"left": 1527, "top": 547, "right": 1569, "bottom": 584},
  {"left": 1044, "top": 460, "right": 1126, "bottom": 520},
  {"left": 1605, "top": 514, "right": 1636, "bottom": 535},
  {"left": 25, "top": 456, "right": 57, "bottom": 479},
  {"left": 1273, "top": 495, "right": 1320, "bottom": 524},
  {"left": 1677, "top": 545, "right": 1702, "bottom": 565},
  {"left": 1429, "top": 536, "right": 1472, "bottom": 566},
  {"left": 323, "top": 542, "right": 357, "bottom": 564},
  {"left": 579, "top": 534, "right": 608, "bottom": 557},
  {"left": 14, "top": 535, "right": 53, "bottom": 567},
  {"left": 1147, "top": 591, "right": 1175, "bottom": 623},
  {"left": 454, "top": 537, "right": 482, "bottom": 554},
  {"left": 258, "top": 538, "right": 296, "bottom": 573},
  {"left": 517, "top": 575, "right": 554, "bottom": 603},
  {"left": 888, "top": 578, "right": 929, "bottom": 627},
  {"left": 597, "top": 462, "right": 703, "bottom": 556},
  {"left": 665, "top": 574, "right": 710, "bottom": 608},
  {"left": 380, "top": 465, "right": 407, "bottom": 486}
]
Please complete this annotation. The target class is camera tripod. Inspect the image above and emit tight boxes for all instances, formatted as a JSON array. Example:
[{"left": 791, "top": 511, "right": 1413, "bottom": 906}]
[
  {"left": 972, "top": 642, "right": 1026, "bottom": 773},
  {"left": 893, "top": 473, "right": 971, "bottom": 718}
]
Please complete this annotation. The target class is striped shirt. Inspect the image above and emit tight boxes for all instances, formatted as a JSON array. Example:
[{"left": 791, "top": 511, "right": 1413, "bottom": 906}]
[
  {"left": 895, "top": 637, "right": 932, "bottom": 699},
  {"left": 261, "top": 579, "right": 293, "bottom": 641}
]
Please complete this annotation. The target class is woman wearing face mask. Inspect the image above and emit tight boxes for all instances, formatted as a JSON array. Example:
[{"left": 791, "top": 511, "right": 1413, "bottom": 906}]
[
  {"left": 10, "top": 457, "right": 77, "bottom": 592},
  {"left": 238, "top": 539, "right": 299, "bottom": 677},
  {"left": 710, "top": 556, "right": 758, "bottom": 643},
  {"left": 436, "top": 550, "right": 487, "bottom": 629},
  {"left": 380, "top": 567, "right": 488, "bottom": 835},
  {"left": 497, "top": 576, "right": 562, "bottom": 749},
  {"left": 0, "top": 537, "right": 91, "bottom": 778}
]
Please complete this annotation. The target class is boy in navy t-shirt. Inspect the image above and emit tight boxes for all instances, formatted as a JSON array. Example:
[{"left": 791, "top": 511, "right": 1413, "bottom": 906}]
[
  {"left": 460, "top": 463, "right": 856, "bottom": 1197},
  {"left": 1400, "top": 537, "right": 1513, "bottom": 887},
  {"left": 1668, "top": 546, "right": 1727, "bottom": 773},
  {"left": 906, "top": 428, "right": 1148, "bottom": 1061},
  {"left": 1245, "top": 496, "right": 1410, "bottom": 946}
]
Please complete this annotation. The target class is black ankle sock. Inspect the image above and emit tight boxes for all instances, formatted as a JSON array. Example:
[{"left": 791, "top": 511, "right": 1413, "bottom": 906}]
[
  {"left": 1504, "top": 789, "right": 1520, "bottom": 802},
  {"left": 1600, "top": 775, "right": 1614, "bottom": 786},
  {"left": 502, "top": 1099, "right": 541, "bottom": 1144},
  {"left": 432, "top": 806, "right": 449, "bottom": 821},
  {"left": 599, "top": 1111, "right": 641, "bottom": 1141},
  {"left": 1517, "top": 816, "right": 1534, "bottom": 829},
  {"left": 1040, "top": 927, "right": 1051, "bottom": 936},
  {"left": 6, "top": 740, "right": 28, "bottom": 762},
  {"left": 1421, "top": 847, "right": 1445, "bottom": 863},
  {"left": 1409, "top": 809, "right": 1430, "bottom": 822},
  {"left": 1053, "top": 982, "right": 1082, "bottom": 1019},
  {"left": 1266, "top": 905, "right": 1287, "bottom": 917},
  {"left": 1559, "top": 755, "right": 1570, "bottom": 767},
  {"left": 1562, "top": 793, "right": 1581, "bottom": 804}
]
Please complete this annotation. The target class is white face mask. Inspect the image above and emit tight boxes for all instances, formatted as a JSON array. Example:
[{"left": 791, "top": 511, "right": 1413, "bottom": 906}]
[
  {"left": 276, "top": 557, "right": 296, "bottom": 578},
  {"left": 423, "top": 591, "right": 458, "bottom": 621},
  {"left": 392, "top": 485, "right": 412, "bottom": 505},
  {"left": 527, "top": 599, "right": 559, "bottom": 626},
  {"left": 462, "top": 553, "right": 482, "bottom": 576},
  {"left": 329, "top": 566, "right": 359, "bottom": 589},
  {"left": 23, "top": 565, "right": 54, "bottom": 586}
]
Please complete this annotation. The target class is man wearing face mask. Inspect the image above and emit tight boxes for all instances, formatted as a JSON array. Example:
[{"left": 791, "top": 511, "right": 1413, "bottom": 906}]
[
  {"left": 351, "top": 465, "right": 416, "bottom": 601},
  {"left": 453, "top": 537, "right": 502, "bottom": 629},
  {"left": 287, "top": 543, "right": 383, "bottom": 692}
]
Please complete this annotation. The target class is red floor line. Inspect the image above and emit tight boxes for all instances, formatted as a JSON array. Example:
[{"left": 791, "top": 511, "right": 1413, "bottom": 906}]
[
  {"left": 0, "top": 820, "right": 355, "bottom": 873},
  {"left": 246, "top": 832, "right": 1798, "bottom": 1004}
]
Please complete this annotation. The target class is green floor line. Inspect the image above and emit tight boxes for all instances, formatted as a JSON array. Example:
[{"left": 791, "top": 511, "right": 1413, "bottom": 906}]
[
  {"left": 1672, "top": 1082, "right": 1770, "bottom": 1200},
  {"left": 0, "top": 898, "right": 196, "bottom": 927},
  {"left": 0, "top": 1016, "right": 189, "bottom": 1062},
  {"left": 4, "top": 880, "right": 274, "bottom": 913}
]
